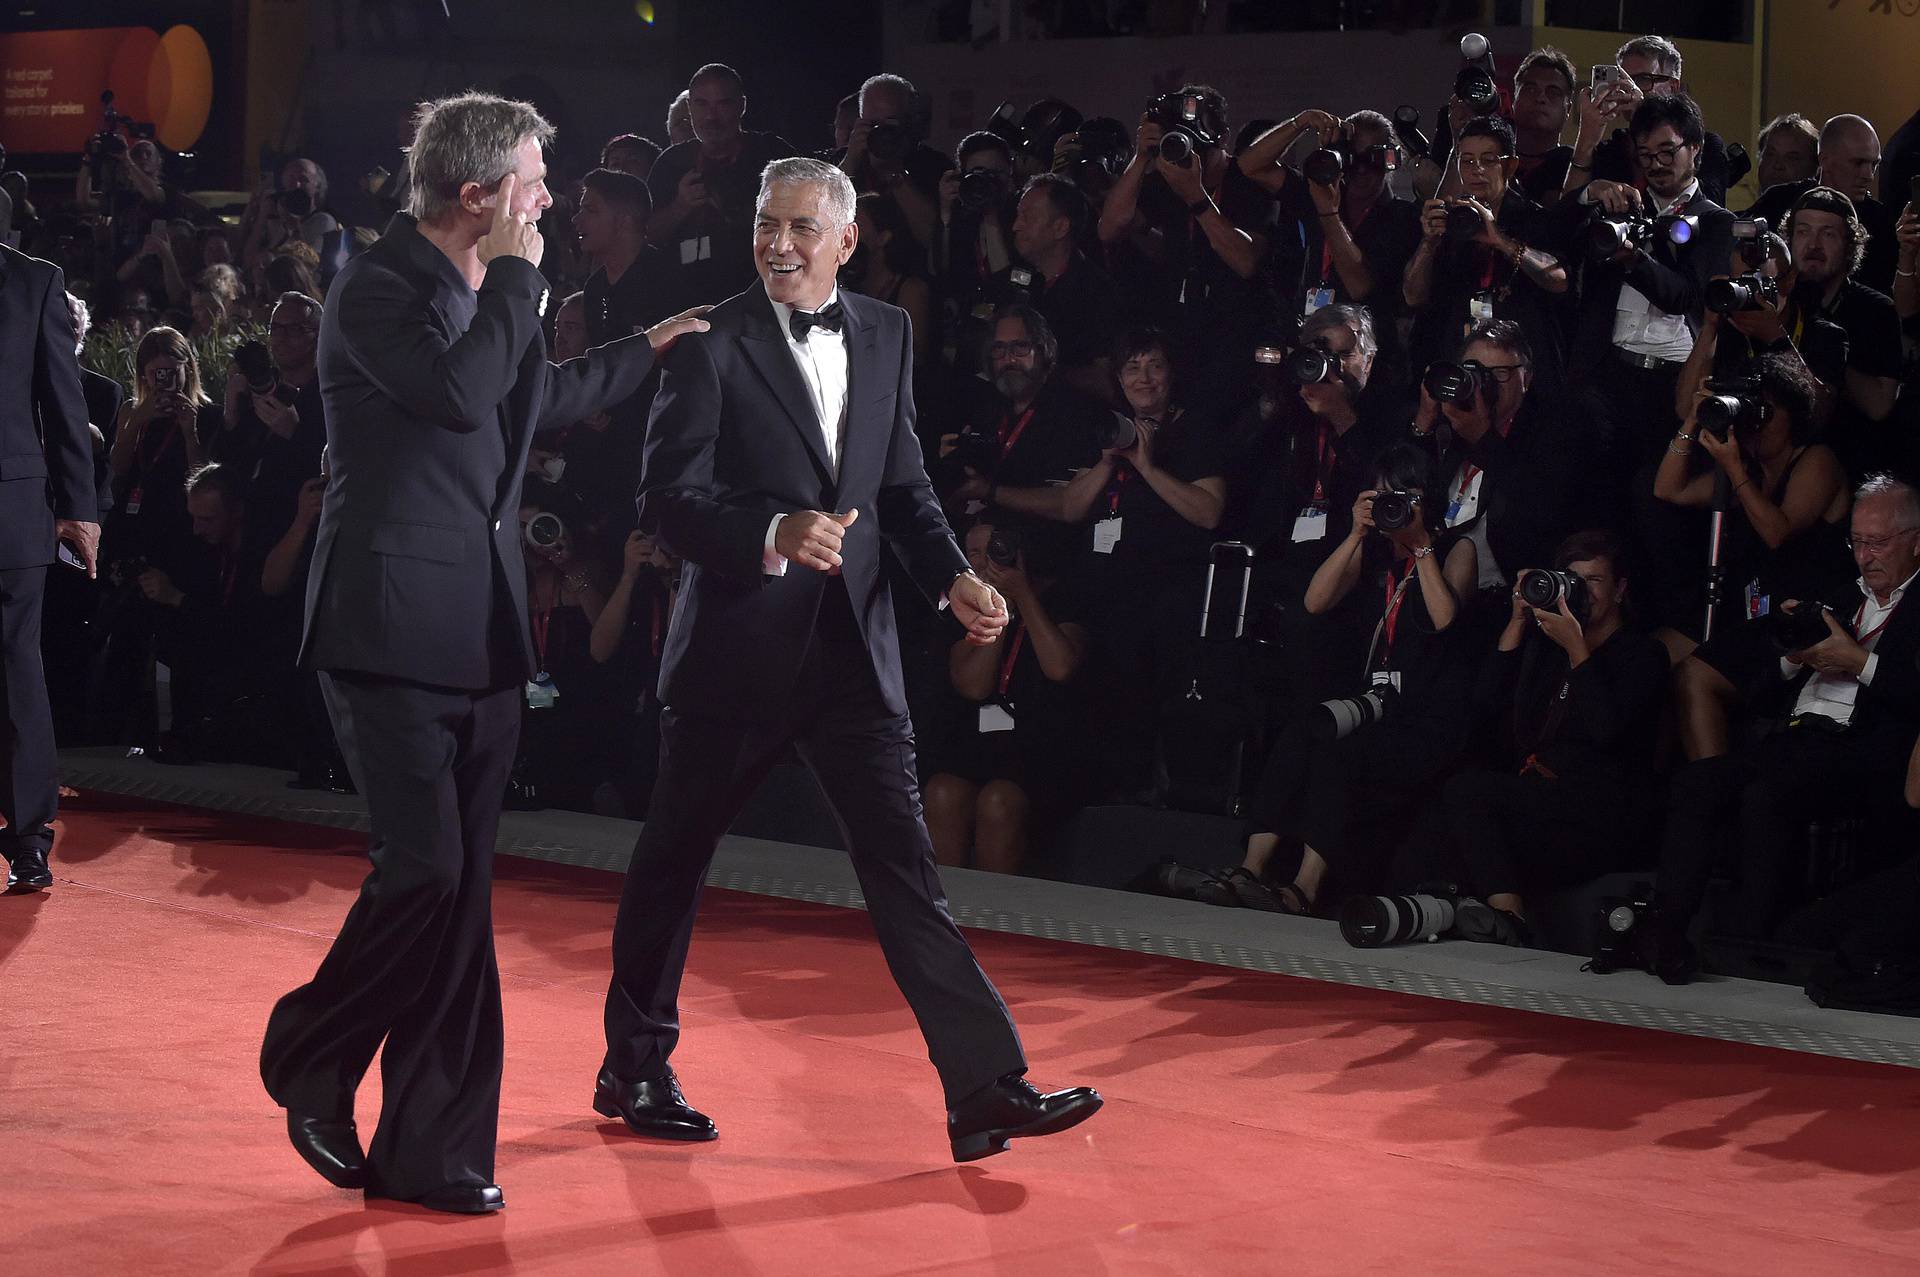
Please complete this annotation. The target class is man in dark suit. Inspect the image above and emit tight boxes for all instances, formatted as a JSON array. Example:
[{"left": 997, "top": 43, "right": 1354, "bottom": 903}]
[
  {"left": 598, "top": 157, "right": 1100, "bottom": 1163},
  {"left": 0, "top": 244, "right": 97, "bottom": 892},
  {"left": 258, "top": 92, "right": 707, "bottom": 1215}
]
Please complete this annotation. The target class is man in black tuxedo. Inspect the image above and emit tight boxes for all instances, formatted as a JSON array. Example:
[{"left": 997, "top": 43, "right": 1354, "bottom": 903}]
[
  {"left": 0, "top": 244, "right": 98, "bottom": 892},
  {"left": 259, "top": 92, "right": 707, "bottom": 1214},
  {"left": 598, "top": 157, "right": 1100, "bottom": 1163}
]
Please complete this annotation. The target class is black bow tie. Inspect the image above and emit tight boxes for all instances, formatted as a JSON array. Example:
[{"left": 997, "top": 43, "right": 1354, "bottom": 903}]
[{"left": 788, "top": 301, "right": 845, "bottom": 342}]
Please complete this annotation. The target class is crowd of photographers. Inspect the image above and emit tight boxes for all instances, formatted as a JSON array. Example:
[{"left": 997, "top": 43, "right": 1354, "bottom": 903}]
[{"left": 20, "top": 38, "right": 1920, "bottom": 988}]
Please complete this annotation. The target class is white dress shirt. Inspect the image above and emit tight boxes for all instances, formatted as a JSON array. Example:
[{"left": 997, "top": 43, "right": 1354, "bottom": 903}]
[
  {"left": 762, "top": 289, "right": 851, "bottom": 576},
  {"left": 1785, "top": 567, "right": 1917, "bottom": 725},
  {"left": 1596, "top": 177, "right": 1699, "bottom": 362}
]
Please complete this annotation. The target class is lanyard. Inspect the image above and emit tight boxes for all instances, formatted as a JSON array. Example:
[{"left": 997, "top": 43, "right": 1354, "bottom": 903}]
[
  {"left": 1382, "top": 565, "right": 1413, "bottom": 649},
  {"left": 1452, "top": 463, "right": 1482, "bottom": 513},
  {"left": 531, "top": 606, "right": 552, "bottom": 673},
  {"left": 997, "top": 623, "right": 1028, "bottom": 698},
  {"left": 1852, "top": 594, "right": 1901, "bottom": 648},
  {"left": 1104, "top": 462, "right": 1132, "bottom": 515},
  {"left": 1310, "top": 423, "right": 1336, "bottom": 504},
  {"left": 997, "top": 407, "right": 1036, "bottom": 460}
]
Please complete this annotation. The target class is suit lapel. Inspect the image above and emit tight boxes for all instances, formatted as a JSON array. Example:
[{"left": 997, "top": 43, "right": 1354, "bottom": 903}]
[
  {"left": 840, "top": 295, "right": 881, "bottom": 484},
  {"left": 738, "top": 290, "right": 834, "bottom": 486}
]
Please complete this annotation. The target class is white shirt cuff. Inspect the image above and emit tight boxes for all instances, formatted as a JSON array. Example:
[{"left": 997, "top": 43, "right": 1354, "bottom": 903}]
[
  {"left": 1860, "top": 653, "right": 1879, "bottom": 686},
  {"left": 763, "top": 514, "right": 788, "bottom": 576}
]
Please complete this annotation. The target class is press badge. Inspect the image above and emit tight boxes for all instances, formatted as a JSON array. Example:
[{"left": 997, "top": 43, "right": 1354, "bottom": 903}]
[
  {"left": 1303, "top": 286, "right": 1334, "bottom": 317},
  {"left": 525, "top": 672, "right": 558, "bottom": 710},
  {"left": 1290, "top": 506, "right": 1329, "bottom": 542},
  {"left": 1092, "top": 517, "right": 1124, "bottom": 554},
  {"left": 1010, "top": 268, "right": 1035, "bottom": 291},
  {"left": 1468, "top": 292, "right": 1497, "bottom": 325},
  {"left": 1745, "top": 579, "right": 1770, "bottom": 620},
  {"left": 978, "top": 704, "right": 1016, "bottom": 733},
  {"left": 124, "top": 486, "right": 143, "bottom": 516},
  {"left": 678, "top": 235, "right": 712, "bottom": 265},
  {"left": 1369, "top": 669, "right": 1402, "bottom": 693}
]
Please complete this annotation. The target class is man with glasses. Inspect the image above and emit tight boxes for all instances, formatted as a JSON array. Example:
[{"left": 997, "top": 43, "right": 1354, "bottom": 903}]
[
  {"left": 1560, "top": 94, "right": 1734, "bottom": 494},
  {"left": 1644, "top": 475, "right": 1920, "bottom": 981},
  {"left": 1508, "top": 47, "right": 1578, "bottom": 206},
  {"left": 1743, "top": 115, "right": 1900, "bottom": 295},
  {"left": 1411, "top": 319, "right": 1591, "bottom": 604},
  {"left": 224, "top": 291, "right": 327, "bottom": 518},
  {"left": 1563, "top": 35, "right": 1735, "bottom": 207}
]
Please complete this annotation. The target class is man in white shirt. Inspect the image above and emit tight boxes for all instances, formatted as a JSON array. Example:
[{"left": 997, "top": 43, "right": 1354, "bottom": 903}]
[
  {"left": 600, "top": 157, "right": 1102, "bottom": 1163},
  {"left": 1649, "top": 475, "right": 1920, "bottom": 971}
]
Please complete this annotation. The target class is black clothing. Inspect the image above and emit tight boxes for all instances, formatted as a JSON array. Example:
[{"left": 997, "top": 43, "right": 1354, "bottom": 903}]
[
  {"left": 107, "top": 401, "right": 222, "bottom": 567},
  {"left": 583, "top": 250, "right": 675, "bottom": 346},
  {"left": 1431, "top": 395, "right": 1595, "bottom": 590},
  {"left": 226, "top": 378, "right": 328, "bottom": 520},
  {"left": 1077, "top": 406, "right": 1227, "bottom": 573},
  {"left": 1514, "top": 146, "right": 1574, "bottom": 207},
  {"left": 1275, "top": 184, "right": 1421, "bottom": 383},
  {"left": 1804, "top": 280, "right": 1904, "bottom": 479},
  {"left": 1587, "top": 129, "right": 1734, "bottom": 208},
  {"left": 1742, "top": 179, "right": 1901, "bottom": 296},
  {"left": 1029, "top": 253, "right": 1128, "bottom": 373},
  {"left": 1477, "top": 626, "right": 1669, "bottom": 787},
  {"left": 644, "top": 133, "right": 797, "bottom": 312}
]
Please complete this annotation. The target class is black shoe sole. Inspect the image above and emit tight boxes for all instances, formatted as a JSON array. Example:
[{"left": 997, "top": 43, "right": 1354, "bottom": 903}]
[
  {"left": 950, "top": 1093, "right": 1104, "bottom": 1162},
  {"left": 367, "top": 1188, "right": 503, "bottom": 1213},
  {"left": 592, "top": 1089, "right": 719, "bottom": 1141}
]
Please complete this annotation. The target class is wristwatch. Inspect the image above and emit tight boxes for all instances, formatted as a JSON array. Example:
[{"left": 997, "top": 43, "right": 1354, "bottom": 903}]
[{"left": 1411, "top": 544, "right": 1435, "bottom": 559}]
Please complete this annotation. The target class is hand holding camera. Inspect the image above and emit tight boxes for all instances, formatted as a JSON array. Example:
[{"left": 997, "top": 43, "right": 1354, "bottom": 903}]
[
  {"left": 1583, "top": 180, "right": 1643, "bottom": 220},
  {"left": 137, "top": 566, "right": 183, "bottom": 608},
  {"left": 295, "top": 476, "right": 326, "bottom": 526},
  {"left": 1131, "top": 113, "right": 1165, "bottom": 164},
  {"left": 1782, "top": 601, "right": 1867, "bottom": 676},
  {"left": 253, "top": 390, "right": 299, "bottom": 440},
  {"left": 621, "top": 529, "right": 657, "bottom": 582}
]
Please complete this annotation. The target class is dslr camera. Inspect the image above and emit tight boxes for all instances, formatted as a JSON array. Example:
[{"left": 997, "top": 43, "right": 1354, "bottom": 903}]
[
  {"left": 948, "top": 429, "right": 1001, "bottom": 476},
  {"left": 1731, "top": 216, "right": 1788, "bottom": 272},
  {"left": 1371, "top": 491, "right": 1419, "bottom": 532},
  {"left": 1769, "top": 600, "right": 1833, "bottom": 654},
  {"left": 1705, "top": 273, "right": 1779, "bottom": 315},
  {"left": 231, "top": 339, "right": 278, "bottom": 396},
  {"left": 1453, "top": 32, "right": 1501, "bottom": 116},
  {"left": 1581, "top": 209, "right": 1697, "bottom": 259},
  {"left": 1696, "top": 372, "right": 1772, "bottom": 438},
  {"left": 523, "top": 511, "right": 566, "bottom": 553},
  {"left": 1302, "top": 135, "right": 1399, "bottom": 188},
  {"left": 985, "top": 525, "right": 1023, "bottom": 568},
  {"left": 1422, "top": 359, "right": 1489, "bottom": 406},
  {"left": 957, "top": 167, "right": 1014, "bottom": 216},
  {"left": 1316, "top": 685, "right": 1395, "bottom": 742},
  {"left": 1517, "top": 567, "right": 1590, "bottom": 622},
  {"left": 275, "top": 187, "right": 316, "bottom": 219},
  {"left": 1145, "top": 90, "right": 1223, "bottom": 168}
]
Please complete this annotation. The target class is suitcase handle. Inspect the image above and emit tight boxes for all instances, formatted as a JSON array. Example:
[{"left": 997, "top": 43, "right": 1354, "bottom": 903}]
[{"left": 1200, "top": 541, "right": 1254, "bottom": 639}]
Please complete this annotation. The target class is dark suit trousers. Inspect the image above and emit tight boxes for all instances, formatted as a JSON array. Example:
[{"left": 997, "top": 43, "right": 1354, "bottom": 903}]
[
  {"left": 1439, "top": 769, "right": 1656, "bottom": 900},
  {"left": 1655, "top": 723, "right": 1908, "bottom": 939},
  {"left": 0, "top": 565, "right": 57, "bottom": 858},
  {"left": 260, "top": 672, "right": 520, "bottom": 1197},
  {"left": 604, "top": 580, "right": 1027, "bottom": 1108}
]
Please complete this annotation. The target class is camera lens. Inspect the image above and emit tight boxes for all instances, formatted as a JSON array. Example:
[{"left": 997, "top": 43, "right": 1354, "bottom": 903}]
[
  {"left": 1454, "top": 66, "right": 1499, "bottom": 115},
  {"left": 524, "top": 511, "right": 565, "bottom": 549},
  {"left": 1444, "top": 204, "right": 1483, "bottom": 241},
  {"left": 1302, "top": 147, "right": 1344, "bottom": 186},
  {"left": 1421, "top": 361, "right": 1479, "bottom": 404},
  {"left": 1340, "top": 893, "right": 1456, "bottom": 948},
  {"left": 986, "top": 528, "right": 1022, "bottom": 568},
  {"left": 1156, "top": 131, "right": 1195, "bottom": 167},
  {"left": 957, "top": 169, "right": 1003, "bottom": 214},
  {"left": 1285, "top": 348, "right": 1338, "bottom": 386},
  {"left": 1372, "top": 491, "right": 1416, "bottom": 531}
]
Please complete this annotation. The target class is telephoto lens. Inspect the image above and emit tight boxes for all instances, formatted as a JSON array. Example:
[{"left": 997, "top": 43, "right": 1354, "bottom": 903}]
[
  {"left": 1286, "top": 347, "right": 1338, "bottom": 386},
  {"left": 1370, "top": 491, "right": 1417, "bottom": 531},
  {"left": 1392, "top": 105, "right": 1430, "bottom": 160},
  {"left": 1516, "top": 567, "right": 1589, "bottom": 618},
  {"left": 1301, "top": 147, "right": 1345, "bottom": 186},
  {"left": 1422, "top": 360, "right": 1483, "bottom": 404},
  {"left": 1705, "top": 274, "right": 1779, "bottom": 314},
  {"left": 1314, "top": 688, "right": 1392, "bottom": 741},
  {"left": 523, "top": 511, "right": 565, "bottom": 551},
  {"left": 1581, "top": 214, "right": 1641, "bottom": 258},
  {"left": 1769, "top": 601, "right": 1833, "bottom": 653},
  {"left": 1444, "top": 202, "right": 1483, "bottom": 241},
  {"left": 231, "top": 339, "right": 278, "bottom": 395},
  {"left": 1453, "top": 65, "right": 1499, "bottom": 115},
  {"left": 1156, "top": 130, "right": 1195, "bottom": 167},
  {"left": 1102, "top": 412, "right": 1139, "bottom": 451},
  {"left": 1340, "top": 893, "right": 1456, "bottom": 948},
  {"left": 1696, "top": 383, "right": 1771, "bottom": 437}
]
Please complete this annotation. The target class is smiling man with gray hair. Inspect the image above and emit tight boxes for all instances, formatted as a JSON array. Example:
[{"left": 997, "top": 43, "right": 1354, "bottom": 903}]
[
  {"left": 597, "top": 156, "right": 1102, "bottom": 1163},
  {"left": 259, "top": 89, "right": 707, "bottom": 1215}
]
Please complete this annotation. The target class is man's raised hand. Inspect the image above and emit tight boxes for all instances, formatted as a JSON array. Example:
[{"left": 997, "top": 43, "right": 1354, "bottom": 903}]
[
  {"left": 777, "top": 508, "right": 859, "bottom": 574},
  {"left": 478, "top": 172, "right": 544, "bottom": 268}
]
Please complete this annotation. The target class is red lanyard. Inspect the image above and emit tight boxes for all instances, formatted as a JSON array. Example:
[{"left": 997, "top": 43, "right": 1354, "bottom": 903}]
[
  {"left": 1311, "top": 424, "right": 1336, "bottom": 504},
  {"left": 998, "top": 407, "right": 1036, "bottom": 460},
  {"left": 1453, "top": 464, "right": 1481, "bottom": 512},
  {"left": 1382, "top": 566, "right": 1412, "bottom": 649},
  {"left": 1852, "top": 594, "right": 1902, "bottom": 648},
  {"left": 531, "top": 606, "right": 552, "bottom": 672},
  {"left": 1104, "top": 464, "right": 1131, "bottom": 515},
  {"left": 997, "top": 624, "right": 1028, "bottom": 698}
]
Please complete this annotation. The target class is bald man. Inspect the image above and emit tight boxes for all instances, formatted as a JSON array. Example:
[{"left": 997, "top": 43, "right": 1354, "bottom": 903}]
[{"left": 1745, "top": 114, "right": 1898, "bottom": 293}]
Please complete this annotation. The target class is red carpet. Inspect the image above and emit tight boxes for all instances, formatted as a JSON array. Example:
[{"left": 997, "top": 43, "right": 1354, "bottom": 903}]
[{"left": 3, "top": 793, "right": 1918, "bottom": 1275}]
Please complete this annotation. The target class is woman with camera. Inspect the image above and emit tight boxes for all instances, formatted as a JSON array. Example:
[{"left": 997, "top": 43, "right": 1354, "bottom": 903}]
[
  {"left": 924, "top": 521, "right": 1091, "bottom": 876},
  {"left": 1653, "top": 353, "right": 1852, "bottom": 759},
  {"left": 1052, "top": 327, "right": 1226, "bottom": 791},
  {"left": 1220, "top": 444, "right": 1477, "bottom": 914},
  {"left": 106, "top": 326, "right": 222, "bottom": 564},
  {"left": 1425, "top": 530, "right": 1668, "bottom": 945}
]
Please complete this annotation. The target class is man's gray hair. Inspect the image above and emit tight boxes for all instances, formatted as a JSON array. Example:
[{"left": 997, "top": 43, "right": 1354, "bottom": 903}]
[
  {"left": 1854, "top": 473, "right": 1920, "bottom": 525},
  {"left": 1759, "top": 112, "right": 1818, "bottom": 151},
  {"left": 859, "top": 73, "right": 916, "bottom": 114},
  {"left": 66, "top": 291, "right": 90, "bottom": 357},
  {"left": 757, "top": 157, "right": 857, "bottom": 228},
  {"left": 1301, "top": 303, "right": 1377, "bottom": 366},
  {"left": 1616, "top": 34, "right": 1682, "bottom": 77},
  {"left": 406, "top": 91, "right": 555, "bottom": 224}
]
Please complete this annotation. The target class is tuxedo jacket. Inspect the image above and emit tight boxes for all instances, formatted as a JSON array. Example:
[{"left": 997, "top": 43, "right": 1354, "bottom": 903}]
[
  {"left": 0, "top": 244, "right": 94, "bottom": 572},
  {"left": 640, "top": 282, "right": 968, "bottom": 723},
  {"left": 302, "top": 215, "right": 657, "bottom": 689},
  {"left": 1776, "top": 581, "right": 1920, "bottom": 752},
  {"left": 1556, "top": 187, "right": 1735, "bottom": 377}
]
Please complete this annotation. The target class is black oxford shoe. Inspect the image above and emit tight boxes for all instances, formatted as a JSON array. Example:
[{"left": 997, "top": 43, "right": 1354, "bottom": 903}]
[
  {"left": 368, "top": 1182, "right": 505, "bottom": 1214},
  {"left": 287, "top": 1111, "right": 367, "bottom": 1188},
  {"left": 947, "top": 1074, "right": 1103, "bottom": 1162},
  {"left": 5, "top": 846, "right": 52, "bottom": 892},
  {"left": 592, "top": 1065, "right": 718, "bottom": 1141}
]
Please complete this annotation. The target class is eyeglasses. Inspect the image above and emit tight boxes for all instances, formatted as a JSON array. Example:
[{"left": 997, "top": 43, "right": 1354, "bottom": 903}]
[
  {"left": 989, "top": 340, "right": 1036, "bottom": 359},
  {"left": 1633, "top": 143, "right": 1688, "bottom": 168},
  {"left": 1847, "top": 528, "right": 1919, "bottom": 555},
  {"left": 1630, "top": 72, "right": 1678, "bottom": 90},
  {"left": 1456, "top": 153, "right": 1512, "bottom": 171},
  {"left": 1469, "top": 362, "right": 1524, "bottom": 383}
]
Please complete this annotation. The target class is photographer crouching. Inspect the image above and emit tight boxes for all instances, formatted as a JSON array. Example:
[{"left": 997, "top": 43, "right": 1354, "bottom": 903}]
[
  {"left": 1422, "top": 530, "right": 1668, "bottom": 946},
  {"left": 1645, "top": 475, "right": 1920, "bottom": 979},
  {"left": 923, "top": 521, "right": 1092, "bottom": 875},
  {"left": 1216, "top": 445, "right": 1477, "bottom": 914}
]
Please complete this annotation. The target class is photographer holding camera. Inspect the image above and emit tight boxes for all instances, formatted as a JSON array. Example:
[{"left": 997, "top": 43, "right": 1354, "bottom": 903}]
[
  {"left": 1423, "top": 530, "right": 1668, "bottom": 946},
  {"left": 1646, "top": 475, "right": 1920, "bottom": 975},
  {"left": 1563, "top": 36, "right": 1734, "bottom": 207},
  {"left": 1559, "top": 93, "right": 1734, "bottom": 487},
  {"left": 934, "top": 132, "right": 1018, "bottom": 309},
  {"left": 1005, "top": 174, "right": 1127, "bottom": 402},
  {"left": 923, "top": 520, "right": 1092, "bottom": 876},
  {"left": 240, "top": 159, "right": 339, "bottom": 275},
  {"left": 1744, "top": 116, "right": 1899, "bottom": 296},
  {"left": 1414, "top": 320, "right": 1591, "bottom": 606},
  {"left": 1658, "top": 358, "right": 1852, "bottom": 749},
  {"left": 1214, "top": 444, "right": 1476, "bottom": 914},
  {"left": 1404, "top": 115, "right": 1571, "bottom": 400},
  {"left": 107, "top": 327, "right": 221, "bottom": 563},
  {"left": 837, "top": 74, "right": 946, "bottom": 254},
  {"left": 223, "top": 292, "right": 327, "bottom": 517}
]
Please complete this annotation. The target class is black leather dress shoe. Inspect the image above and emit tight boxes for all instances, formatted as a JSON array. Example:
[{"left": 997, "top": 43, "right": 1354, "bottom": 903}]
[
  {"left": 592, "top": 1065, "right": 717, "bottom": 1141},
  {"left": 369, "top": 1183, "right": 505, "bottom": 1214},
  {"left": 287, "top": 1111, "right": 367, "bottom": 1188},
  {"left": 5, "top": 846, "right": 52, "bottom": 892},
  {"left": 946, "top": 1074, "right": 1103, "bottom": 1162}
]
